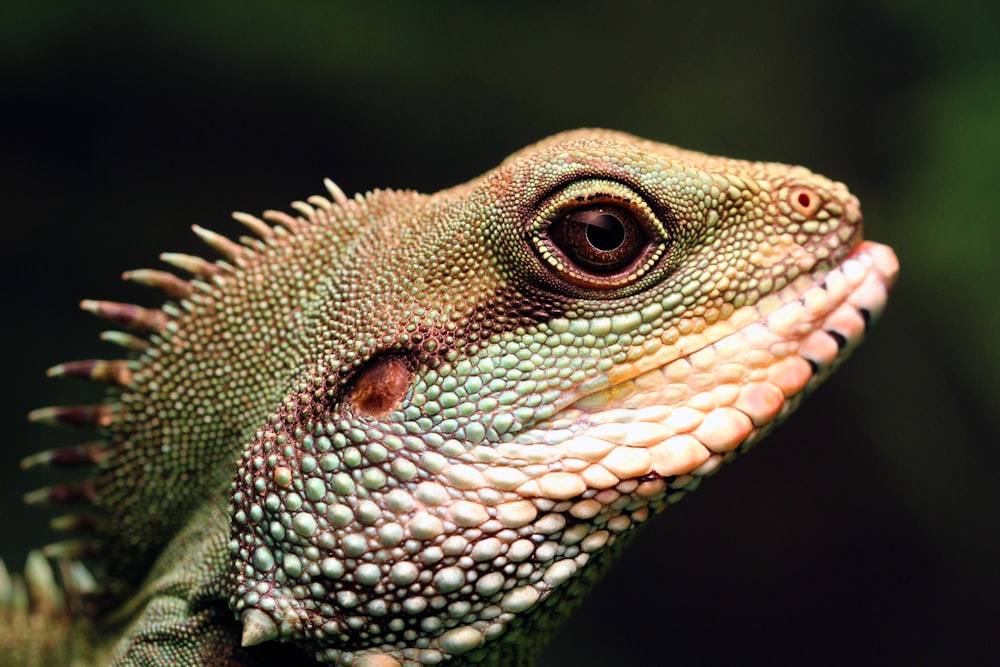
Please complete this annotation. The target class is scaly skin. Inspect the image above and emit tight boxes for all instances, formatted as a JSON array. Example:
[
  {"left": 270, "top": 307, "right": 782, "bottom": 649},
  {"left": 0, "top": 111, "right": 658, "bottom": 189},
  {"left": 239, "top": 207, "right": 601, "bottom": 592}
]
[{"left": 2, "top": 129, "right": 898, "bottom": 666}]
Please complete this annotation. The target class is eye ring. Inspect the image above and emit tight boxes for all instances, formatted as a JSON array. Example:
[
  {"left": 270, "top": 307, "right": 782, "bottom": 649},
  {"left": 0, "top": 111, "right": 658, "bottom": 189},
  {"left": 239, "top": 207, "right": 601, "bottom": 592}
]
[{"left": 531, "top": 179, "right": 668, "bottom": 291}]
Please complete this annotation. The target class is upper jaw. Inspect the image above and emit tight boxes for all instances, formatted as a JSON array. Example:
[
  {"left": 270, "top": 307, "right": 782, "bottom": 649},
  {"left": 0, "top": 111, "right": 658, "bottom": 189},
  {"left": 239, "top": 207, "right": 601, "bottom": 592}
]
[{"left": 496, "top": 240, "right": 899, "bottom": 493}]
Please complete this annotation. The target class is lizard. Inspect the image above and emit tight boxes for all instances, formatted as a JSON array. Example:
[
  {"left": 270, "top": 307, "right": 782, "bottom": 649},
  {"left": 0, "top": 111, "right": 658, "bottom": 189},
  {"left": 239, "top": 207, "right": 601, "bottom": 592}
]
[{"left": 0, "top": 129, "right": 898, "bottom": 666}]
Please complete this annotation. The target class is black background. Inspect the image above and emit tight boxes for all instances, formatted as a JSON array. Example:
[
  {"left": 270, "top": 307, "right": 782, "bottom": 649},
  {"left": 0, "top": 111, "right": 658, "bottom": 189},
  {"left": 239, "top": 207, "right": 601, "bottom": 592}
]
[{"left": 2, "top": 2, "right": 998, "bottom": 665}]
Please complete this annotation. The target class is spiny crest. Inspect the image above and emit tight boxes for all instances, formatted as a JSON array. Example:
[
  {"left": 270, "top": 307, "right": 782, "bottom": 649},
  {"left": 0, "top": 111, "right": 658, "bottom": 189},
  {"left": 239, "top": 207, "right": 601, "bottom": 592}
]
[
  {"left": 0, "top": 550, "right": 99, "bottom": 664},
  {"left": 0, "top": 551, "right": 96, "bottom": 617},
  {"left": 22, "top": 179, "right": 364, "bottom": 590}
]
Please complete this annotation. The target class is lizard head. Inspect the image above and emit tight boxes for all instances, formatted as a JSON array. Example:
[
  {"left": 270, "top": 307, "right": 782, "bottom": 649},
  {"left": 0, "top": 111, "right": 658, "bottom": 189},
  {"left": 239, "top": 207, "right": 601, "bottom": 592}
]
[{"left": 223, "top": 130, "right": 898, "bottom": 664}]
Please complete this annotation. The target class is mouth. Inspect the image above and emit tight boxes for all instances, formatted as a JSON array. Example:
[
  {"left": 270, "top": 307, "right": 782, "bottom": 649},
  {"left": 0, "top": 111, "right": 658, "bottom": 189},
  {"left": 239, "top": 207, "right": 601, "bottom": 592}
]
[{"left": 497, "top": 240, "right": 899, "bottom": 497}]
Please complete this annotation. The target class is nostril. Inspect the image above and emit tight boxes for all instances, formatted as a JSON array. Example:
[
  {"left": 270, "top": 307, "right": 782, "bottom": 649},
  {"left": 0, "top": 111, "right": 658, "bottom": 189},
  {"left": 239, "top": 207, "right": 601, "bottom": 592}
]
[{"left": 788, "top": 186, "right": 822, "bottom": 218}]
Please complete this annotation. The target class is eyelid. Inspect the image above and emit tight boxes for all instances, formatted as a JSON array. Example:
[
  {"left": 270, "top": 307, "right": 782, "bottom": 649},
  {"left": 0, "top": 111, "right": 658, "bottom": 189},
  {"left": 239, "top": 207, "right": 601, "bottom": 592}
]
[{"left": 529, "top": 179, "right": 669, "bottom": 239}]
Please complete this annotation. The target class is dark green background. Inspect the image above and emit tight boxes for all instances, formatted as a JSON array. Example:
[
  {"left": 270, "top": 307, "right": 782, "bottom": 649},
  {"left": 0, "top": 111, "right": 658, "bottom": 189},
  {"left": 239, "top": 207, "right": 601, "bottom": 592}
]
[{"left": 2, "top": 1, "right": 998, "bottom": 665}]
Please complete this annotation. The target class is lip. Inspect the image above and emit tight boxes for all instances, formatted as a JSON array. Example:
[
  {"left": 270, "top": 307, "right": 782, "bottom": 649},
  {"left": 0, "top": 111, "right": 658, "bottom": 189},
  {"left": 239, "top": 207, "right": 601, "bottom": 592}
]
[
  {"left": 570, "top": 239, "right": 899, "bottom": 408},
  {"left": 495, "top": 239, "right": 900, "bottom": 491}
]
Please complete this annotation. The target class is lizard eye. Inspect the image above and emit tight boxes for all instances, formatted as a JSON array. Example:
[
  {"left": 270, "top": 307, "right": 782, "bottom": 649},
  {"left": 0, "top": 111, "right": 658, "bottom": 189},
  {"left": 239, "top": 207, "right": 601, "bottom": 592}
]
[
  {"left": 546, "top": 206, "right": 646, "bottom": 273},
  {"left": 533, "top": 180, "right": 668, "bottom": 291}
]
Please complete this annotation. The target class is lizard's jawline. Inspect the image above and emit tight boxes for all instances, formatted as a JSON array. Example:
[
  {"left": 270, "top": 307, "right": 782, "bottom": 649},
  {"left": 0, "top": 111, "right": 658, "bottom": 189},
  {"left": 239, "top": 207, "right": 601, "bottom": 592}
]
[
  {"left": 496, "top": 240, "right": 898, "bottom": 487},
  {"left": 563, "top": 239, "right": 897, "bottom": 412}
]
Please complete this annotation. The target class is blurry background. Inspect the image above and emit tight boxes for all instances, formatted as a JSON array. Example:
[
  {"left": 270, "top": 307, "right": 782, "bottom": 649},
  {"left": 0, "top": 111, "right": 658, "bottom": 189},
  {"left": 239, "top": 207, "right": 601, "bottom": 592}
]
[{"left": 1, "top": 1, "right": 997, "bottom": 664}]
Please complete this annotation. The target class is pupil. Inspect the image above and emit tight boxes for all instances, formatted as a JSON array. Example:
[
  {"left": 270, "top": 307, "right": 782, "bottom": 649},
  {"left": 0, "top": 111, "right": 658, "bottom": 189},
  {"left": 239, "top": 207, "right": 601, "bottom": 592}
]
[{"left": 585, "top": 214, "right": 626, "bottom": 251}]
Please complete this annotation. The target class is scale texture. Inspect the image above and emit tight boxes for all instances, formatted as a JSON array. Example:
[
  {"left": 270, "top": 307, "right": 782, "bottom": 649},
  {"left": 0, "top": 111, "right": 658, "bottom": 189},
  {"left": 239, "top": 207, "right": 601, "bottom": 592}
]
[{"left": 1, "top": 129, "right": 898, "bottom": 666}]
